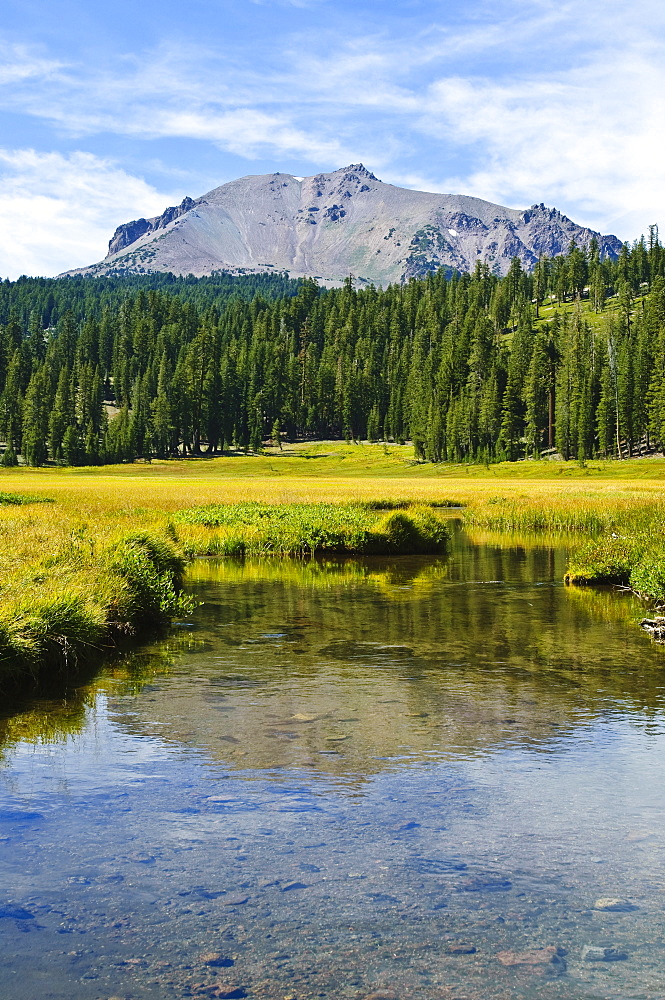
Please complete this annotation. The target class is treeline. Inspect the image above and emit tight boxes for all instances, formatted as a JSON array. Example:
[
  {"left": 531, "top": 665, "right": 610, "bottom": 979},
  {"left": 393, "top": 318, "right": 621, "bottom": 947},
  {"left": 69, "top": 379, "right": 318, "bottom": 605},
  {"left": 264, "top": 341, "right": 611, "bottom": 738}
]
[
  {"left": 2, "top": 232, "right": 665, "bottom": 466},
  {"left": 0, "top": 270, "right": 302, "bottom": 329}
]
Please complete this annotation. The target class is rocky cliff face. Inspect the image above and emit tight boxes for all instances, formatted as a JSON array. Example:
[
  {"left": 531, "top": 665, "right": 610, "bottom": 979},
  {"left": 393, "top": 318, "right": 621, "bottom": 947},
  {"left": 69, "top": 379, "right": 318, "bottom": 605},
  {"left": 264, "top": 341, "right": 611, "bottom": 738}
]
[
  {"left": 64, "top": 165, "right": 623, "bottom": 283},
  {"left": 107, "top": 196, "right": 201, "bottom": 255}
]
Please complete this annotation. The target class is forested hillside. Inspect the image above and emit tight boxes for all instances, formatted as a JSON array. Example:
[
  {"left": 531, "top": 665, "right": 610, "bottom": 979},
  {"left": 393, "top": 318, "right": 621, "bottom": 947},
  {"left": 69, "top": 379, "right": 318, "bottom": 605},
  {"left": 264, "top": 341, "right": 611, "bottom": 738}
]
[{"left": 1, "top": 235, "right": 664, "bottom": 467}]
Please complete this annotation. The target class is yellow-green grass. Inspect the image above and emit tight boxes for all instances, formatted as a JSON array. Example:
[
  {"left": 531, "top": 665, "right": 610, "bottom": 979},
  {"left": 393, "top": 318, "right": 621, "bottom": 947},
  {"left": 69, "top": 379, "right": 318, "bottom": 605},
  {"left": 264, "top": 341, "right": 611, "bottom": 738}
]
[
  {"left": 1, "top": 440, "right": 665, "bottom": 495},
  {"left": 0, "top": 443, "right": 664, "bottom": 684},
  {"left": 564, "top": 507, "right": 665, "bottom": 603},
  {"left": 175, "top": 502, "right": 450, "bottom": 557},
  {"left": 533, "top": 289, "right": 647, "bottom": 337},
  {"left": 0, "top": 518, "right": 193, "bottom": 684}
]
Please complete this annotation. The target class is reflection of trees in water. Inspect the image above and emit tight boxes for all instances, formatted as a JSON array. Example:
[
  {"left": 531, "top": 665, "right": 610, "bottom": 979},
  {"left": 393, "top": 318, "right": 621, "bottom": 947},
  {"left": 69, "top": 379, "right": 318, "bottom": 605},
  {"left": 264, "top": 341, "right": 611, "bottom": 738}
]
[
  {"left": 0, "top": 635, "right": 201, "bottom": 757},
  {"left": 2, "top": 539, "right": 664, "bottom": 766},
  {"left": 110, "top": 545, "right": 665, "bottom": 777}
]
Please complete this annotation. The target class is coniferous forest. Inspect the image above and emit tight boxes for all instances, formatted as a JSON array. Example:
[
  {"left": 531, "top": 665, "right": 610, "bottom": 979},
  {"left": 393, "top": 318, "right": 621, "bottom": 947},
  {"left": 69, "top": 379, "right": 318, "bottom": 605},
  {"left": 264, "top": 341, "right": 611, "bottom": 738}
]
[{"left": 1, "top": 233, "right": 665, "bottom": 467}]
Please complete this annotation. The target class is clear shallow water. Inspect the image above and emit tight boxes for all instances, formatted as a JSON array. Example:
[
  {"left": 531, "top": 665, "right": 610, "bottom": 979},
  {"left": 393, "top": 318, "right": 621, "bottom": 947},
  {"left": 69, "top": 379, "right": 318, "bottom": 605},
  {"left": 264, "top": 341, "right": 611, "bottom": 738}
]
[{"left": 2, "top": 530, "right": 665, "bottom": 1000}]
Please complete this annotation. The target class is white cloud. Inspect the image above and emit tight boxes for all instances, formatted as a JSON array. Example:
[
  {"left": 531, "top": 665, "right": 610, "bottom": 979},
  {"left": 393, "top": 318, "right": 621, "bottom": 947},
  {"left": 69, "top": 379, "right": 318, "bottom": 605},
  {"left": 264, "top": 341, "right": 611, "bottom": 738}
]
[
  {"left": 0, "top": 40, "right": 355, "bottom": 165},
  {"left": 1, "top": 0, "right": 665, "bottom": 260},
  {"left": 0, "top": 41, "right": 62, "bottom": 85},
  {"left": 413, "top": 49, "right": 665, "bottom": 237},
  {"left": 0, "top": 150, "right": 177, "bottom": 279},
  {"left": 138, "top": 108, "right": 348, "bottom": 161}
]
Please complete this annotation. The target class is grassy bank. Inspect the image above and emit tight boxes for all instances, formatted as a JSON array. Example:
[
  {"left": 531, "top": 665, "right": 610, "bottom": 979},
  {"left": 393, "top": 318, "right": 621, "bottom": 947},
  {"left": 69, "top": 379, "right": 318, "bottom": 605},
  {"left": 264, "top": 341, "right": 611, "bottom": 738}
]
[
  {"left": 0, "top": 524, "right": 195, "bottom": 684},
  {"left": 564, "top": 509, "right": 665, "bottom": 604},
  {"left": 176, "top": 502, "right": 450, "bottom": 557},
  {"left": 1, "top": 444, "right": 665, "bottom": 684},
  {"left": 0, "top": 489, "right": 449, "bottom": 687},
  {"left": 463, "top": 492, "right": 665, "bottom": 607}
]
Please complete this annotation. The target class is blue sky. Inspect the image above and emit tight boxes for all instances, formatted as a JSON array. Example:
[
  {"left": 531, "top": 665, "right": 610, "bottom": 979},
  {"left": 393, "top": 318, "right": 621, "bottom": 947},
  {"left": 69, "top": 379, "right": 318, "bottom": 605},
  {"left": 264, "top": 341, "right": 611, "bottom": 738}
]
[{"left": 1, "top": 0, "right": 664, "bottom": 278}]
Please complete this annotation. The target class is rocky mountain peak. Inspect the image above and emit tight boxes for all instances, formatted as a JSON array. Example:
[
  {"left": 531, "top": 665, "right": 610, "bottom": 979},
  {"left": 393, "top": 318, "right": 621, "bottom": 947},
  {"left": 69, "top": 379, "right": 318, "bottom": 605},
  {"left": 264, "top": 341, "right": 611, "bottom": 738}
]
[
  {"left": 107, "top": 195, "right": 201, "bottom": 257},
  {"left": 64, "top": 166, "right": 622, "bottom": 284},
  {"left": 339, "top": 163, "right": 379, "bottom": 181}
]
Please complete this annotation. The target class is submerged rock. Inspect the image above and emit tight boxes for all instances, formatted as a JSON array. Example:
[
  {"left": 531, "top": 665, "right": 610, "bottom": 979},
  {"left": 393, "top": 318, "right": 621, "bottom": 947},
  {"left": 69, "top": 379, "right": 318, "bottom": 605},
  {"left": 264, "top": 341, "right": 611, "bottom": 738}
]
[
  {"left": 0, "top": 905, "right": 34, "bottom": 919},
  {"left": 200, "top": 952, "right": 235, "bottom": 968},
  {"left": 593, "top": 897, "right": 637, "bottom": 912},
  {"left": 639, "top": 618, "right": 665, "bottom": 642},
  {"left": 497, "top": 946, "right": 566, "bottom": 973},
  {"left": 445, "top": 942, "right": 477, "bottom": 954},
  {"left": 581, "top": 945, "right": 628, "bottom": 961}
]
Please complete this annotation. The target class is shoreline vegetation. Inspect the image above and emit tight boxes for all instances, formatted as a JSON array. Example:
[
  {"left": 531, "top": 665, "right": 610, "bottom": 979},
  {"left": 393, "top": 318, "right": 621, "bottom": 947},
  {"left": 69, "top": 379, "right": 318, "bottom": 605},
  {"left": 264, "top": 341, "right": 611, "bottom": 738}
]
[
  {"left": 0, "top": 485, "right": 451, "bottom": 686},
  {"left": 463, "top": 493, "right": 665, "bottom": 604},
  {"left": 175, "top": 501, "right": 451, "bottom": 557},
  {"left": 1, "top": 442, "right": 664, "bottom": 687}
]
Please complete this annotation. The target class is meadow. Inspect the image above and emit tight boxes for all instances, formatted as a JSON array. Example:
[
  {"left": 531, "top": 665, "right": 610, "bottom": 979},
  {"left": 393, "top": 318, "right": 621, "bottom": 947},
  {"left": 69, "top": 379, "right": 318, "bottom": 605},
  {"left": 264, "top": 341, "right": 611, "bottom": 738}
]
[{"left": 1, "top": 441, "right": 664, "bottom": 684}]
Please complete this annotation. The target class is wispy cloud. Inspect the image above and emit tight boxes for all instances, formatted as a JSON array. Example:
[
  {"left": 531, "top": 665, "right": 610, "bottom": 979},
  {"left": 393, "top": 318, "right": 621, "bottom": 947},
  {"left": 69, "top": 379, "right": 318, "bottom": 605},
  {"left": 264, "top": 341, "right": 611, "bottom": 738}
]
[
  {"left": 0, "top": 41, "right": 63, "bottom": 85},
  {"left": 411, "top": 51, "right": 665, "bottom": 236},
  {"left": 0, "top": 0, "right": 664, "bottom": 268},
  {"left": 0, "top": 150, "right": 178, "bottom": 279}
]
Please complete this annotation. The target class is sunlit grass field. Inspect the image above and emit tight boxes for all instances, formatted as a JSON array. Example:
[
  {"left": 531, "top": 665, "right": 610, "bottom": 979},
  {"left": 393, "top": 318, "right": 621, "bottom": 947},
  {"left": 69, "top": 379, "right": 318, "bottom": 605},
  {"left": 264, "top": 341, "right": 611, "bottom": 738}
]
[
  {"left": 0, "top": 441, "right": 663, "bottom": 681},
  {"left": 1, "top": 442, "right": 664, "bottom": 582},
  {"left": 1, "top": 441, "right": 665, "bottom": 509}
]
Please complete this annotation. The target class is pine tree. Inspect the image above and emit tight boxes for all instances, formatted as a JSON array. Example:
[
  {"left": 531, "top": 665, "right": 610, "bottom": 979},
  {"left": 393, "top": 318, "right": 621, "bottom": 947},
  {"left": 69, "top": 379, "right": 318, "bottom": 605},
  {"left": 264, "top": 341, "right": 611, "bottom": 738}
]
[
  {"left": 22, "top": 366, "right": 50, "bottom": 466},
  {"left": 1, "top": 445, "right": 18, "bottom": 467},
  {"left": 49, "top": 366, "right": 72, "bottom": 460},
  {"left": 62, "top": 423, "right": 80, "bottom": 466}
]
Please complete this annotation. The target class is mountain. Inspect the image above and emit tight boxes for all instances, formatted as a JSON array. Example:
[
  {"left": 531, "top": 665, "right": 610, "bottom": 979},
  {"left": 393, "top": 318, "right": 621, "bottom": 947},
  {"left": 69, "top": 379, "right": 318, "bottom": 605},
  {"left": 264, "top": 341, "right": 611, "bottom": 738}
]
[{"left": 63, "top": 164, "right": 623, "bottom": 284}]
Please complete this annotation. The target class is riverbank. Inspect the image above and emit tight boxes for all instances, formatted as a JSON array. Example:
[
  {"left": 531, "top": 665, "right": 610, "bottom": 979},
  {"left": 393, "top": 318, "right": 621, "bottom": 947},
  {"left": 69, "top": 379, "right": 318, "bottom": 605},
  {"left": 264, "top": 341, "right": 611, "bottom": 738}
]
[
  {"left": 0, "top": 493, "right": 449, "bottom": 686},
  {"left": 0, "top": 522, "right": 194, "bottom": 685},
  {"left": 462, "top": 492, "right": 665, "bottom": 607},
  {"left": 1, "top": 445, "right": 665, "bottom": 684}
]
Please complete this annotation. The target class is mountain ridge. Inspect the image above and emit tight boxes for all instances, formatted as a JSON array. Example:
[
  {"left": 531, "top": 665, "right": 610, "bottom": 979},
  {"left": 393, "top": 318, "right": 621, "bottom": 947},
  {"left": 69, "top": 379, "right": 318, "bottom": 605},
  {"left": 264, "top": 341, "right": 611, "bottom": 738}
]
[{"left": 63, "top": 164, "right": 623, "bottom": 284}]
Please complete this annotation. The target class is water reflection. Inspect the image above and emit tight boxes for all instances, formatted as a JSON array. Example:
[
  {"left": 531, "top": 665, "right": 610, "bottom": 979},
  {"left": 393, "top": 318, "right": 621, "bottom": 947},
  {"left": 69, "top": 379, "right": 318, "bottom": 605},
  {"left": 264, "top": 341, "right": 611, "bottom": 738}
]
[
  {"left": 1, "top": 531, "right": 665, "bottom": 1000},
  {"left": 3, "top": 538, "right": 664, "bottom": 772},
  {"left": 102, "top": 539, "right": 665, "bottom": 777}
]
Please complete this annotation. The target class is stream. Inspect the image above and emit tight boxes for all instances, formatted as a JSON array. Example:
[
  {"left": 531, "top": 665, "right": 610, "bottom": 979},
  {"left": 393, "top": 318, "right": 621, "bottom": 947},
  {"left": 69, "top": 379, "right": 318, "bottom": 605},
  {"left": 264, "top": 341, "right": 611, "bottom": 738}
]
[{"left": 1, "top": 527, "right": 664, "bottom": 999}]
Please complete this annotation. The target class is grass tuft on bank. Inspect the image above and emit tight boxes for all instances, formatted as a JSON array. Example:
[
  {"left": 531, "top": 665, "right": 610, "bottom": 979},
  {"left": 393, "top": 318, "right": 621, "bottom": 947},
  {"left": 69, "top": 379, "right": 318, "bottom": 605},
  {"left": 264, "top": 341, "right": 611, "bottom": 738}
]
[
  {"left": 564, "top": 518, "right": 665, "bottom": 604},
  {"left": 0, "top": 530, "right": 195, "bottom": 684}
]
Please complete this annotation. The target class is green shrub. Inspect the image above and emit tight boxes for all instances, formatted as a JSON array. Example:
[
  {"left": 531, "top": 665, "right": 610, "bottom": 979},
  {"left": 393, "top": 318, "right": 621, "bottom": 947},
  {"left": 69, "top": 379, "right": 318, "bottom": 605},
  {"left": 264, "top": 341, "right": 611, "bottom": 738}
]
[
  {"left": 368, "top": 507, "right": 450, "bottom": 555},
  {"left": 630, "top": 554, "right": 665, "bottom": 604},
  {"left": 564, "top": 534, "right": 636, "bottom": 586}
]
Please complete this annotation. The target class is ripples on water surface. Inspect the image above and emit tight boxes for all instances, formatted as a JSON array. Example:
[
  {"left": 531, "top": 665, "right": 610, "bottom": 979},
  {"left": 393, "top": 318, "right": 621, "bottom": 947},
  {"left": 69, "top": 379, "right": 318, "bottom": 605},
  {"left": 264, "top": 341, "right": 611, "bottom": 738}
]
[{"left": 1, "top": 528, "right": 665, "bottom": 1000}]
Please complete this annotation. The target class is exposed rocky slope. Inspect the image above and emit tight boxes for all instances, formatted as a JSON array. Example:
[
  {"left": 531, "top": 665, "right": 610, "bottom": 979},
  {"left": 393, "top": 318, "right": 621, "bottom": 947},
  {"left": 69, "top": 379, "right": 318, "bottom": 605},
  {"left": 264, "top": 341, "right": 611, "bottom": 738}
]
[{"left": 64, "top": 164, "right": 623, "bottom": 283}]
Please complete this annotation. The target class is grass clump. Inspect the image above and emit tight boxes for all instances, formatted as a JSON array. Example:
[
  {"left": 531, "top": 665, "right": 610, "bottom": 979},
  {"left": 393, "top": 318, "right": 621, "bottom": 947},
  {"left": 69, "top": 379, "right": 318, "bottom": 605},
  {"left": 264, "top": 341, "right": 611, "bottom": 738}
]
[
  {"left": 565, "top": 519, "right": 665, "bottom": 606},
  {"left": 0, "top": 491, "right": 53, "bottom": 506},
  {"left": 0, "top": 529, "right": 194, "bottom": 684},
  {"left": 369, "top": 506, "right": 450, "bottom": 555},
  {"left": 103, "top": 531, "right": 190, "bottom": 627},
  {"left": 175, "top": 501, "right": 450, "bottom": 557},
  {"left": 564, "top": 535, "right": 636, "bottom": 587}
]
